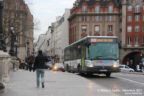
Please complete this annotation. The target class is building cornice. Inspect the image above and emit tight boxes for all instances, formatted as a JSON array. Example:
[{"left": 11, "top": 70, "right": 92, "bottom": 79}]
[{"left": 69, "top": 12, "right": 121, "bottom": 21}]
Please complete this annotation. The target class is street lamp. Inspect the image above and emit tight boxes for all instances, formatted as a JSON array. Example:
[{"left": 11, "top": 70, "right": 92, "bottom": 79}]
[
  {"left": 9, "top": 26, "right": 15, "bottom": 56},
  {"left": 26, "top": 41, "right": 30, "bottom": 57},
  {"left": 14, "top": 40, "right": 18, "bottom": 57},
  {"left": 0, "top": 0, "right": 6, "bottom": 52}
]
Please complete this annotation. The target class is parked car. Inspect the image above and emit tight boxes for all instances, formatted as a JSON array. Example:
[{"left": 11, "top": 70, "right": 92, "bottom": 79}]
[
  {"left": 45, "top": 61, "right": 53, "bottom": 69},
  {"left": 119, "top": 65, "right": 135, "bottom": 72},
  {"left": 53, "top": 63, "right": 65, "bottom": 72}
]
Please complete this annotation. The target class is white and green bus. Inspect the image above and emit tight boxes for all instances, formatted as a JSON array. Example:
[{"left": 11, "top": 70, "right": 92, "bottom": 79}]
[{"left": 64, "top": 36, "right": 120, "bottom": 77}]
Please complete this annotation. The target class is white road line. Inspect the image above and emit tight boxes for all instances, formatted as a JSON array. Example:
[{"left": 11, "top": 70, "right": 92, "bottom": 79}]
[{"left": 118, "top": 77, "right": 144, "bottom": 86}]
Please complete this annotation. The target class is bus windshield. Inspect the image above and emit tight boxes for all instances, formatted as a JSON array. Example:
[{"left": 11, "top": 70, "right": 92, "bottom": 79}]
[{"left": 89, "top": 43, "right": 119, "bottom": 60}]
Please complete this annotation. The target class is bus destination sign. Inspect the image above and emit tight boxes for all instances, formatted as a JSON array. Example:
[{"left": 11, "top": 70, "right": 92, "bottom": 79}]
[{"left": 90, "top": 38, "right": 114, "bottom": 43}]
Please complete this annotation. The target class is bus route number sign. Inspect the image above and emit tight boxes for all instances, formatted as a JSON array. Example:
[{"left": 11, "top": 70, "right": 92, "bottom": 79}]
[{"left": 90, "top": 38, "right": 113, "bottom": 43}]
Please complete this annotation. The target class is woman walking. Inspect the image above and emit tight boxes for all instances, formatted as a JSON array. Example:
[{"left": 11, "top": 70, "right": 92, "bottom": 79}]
[{"left": 33, "top": 50, "right": 47, "bottom": 88}]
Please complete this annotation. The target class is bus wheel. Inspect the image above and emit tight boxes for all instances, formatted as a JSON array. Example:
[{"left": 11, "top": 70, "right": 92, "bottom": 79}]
[
  {"left": 77, "top": 65, "right": 82, "bottom": 74},
  {"left": 86, "top": 72, "right": 93, "bottom": 76},
  {"left": 105, "top": 72, "right": 111, "bottom": 77},
  {"left": 66, "top": 65, "right": 70, "bottom": 72}
]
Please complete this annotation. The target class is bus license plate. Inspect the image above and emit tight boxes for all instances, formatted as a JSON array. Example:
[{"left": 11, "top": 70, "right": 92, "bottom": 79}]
[{"left": 100, "top": 69, "right": 107, "bottom": 72}]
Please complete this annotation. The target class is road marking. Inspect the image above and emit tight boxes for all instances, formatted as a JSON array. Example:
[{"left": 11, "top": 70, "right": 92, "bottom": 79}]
[{"left": 118, "top": 77, "right": 144, "bottom": 86}]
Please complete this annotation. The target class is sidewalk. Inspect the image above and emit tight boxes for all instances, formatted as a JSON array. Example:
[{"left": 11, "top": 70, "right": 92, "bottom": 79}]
[{"left": 0, "top": 70, "right": 117, "bottom": 96}]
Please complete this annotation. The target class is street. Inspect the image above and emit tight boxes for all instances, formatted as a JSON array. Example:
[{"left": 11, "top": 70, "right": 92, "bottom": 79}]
[{"left": 0, "top": 70, "right": 144, "bottom": 96}]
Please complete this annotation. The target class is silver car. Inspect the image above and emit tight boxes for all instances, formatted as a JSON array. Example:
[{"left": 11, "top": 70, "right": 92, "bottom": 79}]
[{"left": 119, "top": 65, "right": 134, "bottom": 72}]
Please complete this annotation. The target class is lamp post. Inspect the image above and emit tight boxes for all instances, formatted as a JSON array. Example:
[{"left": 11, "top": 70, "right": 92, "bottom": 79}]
[
  {"left": 9, "top": 26, "right": 15, "bottom": 56},
  {"left": 0, "top": 0, "right": 6, "bottom": 52},
  {"left": 14, "top": 39, "right": 18, "bottom": 57},
  {"left": 26, "top": 41, "right": 30, "bottom": 57}
]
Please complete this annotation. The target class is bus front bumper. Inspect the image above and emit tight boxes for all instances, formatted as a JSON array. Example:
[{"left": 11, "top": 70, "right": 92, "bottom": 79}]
[{"left": 84, "top": 66, "right": 120, "bottom": 73}]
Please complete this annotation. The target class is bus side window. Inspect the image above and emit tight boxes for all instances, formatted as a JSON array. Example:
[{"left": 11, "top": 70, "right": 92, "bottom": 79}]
[
  {"left": 81, "top": 46, "right": 86, "bottom": 59},
  {"left": 65, "top": 48, "right": 71, "bottom": 61},
  {"left": 76, "top": 45, "right": 81, "bottom": 59},
  {"left": 86, "top": 47, "right": 89, "bottom": 59}
]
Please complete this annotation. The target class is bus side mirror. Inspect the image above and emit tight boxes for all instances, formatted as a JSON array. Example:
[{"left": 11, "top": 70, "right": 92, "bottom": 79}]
[
  {"left": 118, "top": 42, "right": 121, "bottom": 49},
  {"left": 84, "top": 41, "right": 91, "bottom": 47}
]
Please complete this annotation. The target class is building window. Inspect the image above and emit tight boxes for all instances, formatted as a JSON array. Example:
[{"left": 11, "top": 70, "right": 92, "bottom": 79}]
[
  {"left": 135, "top": 25, "right": 139, "bottom": 32},
  {"left": 95, "top": 6, "right": 100, "bottom": 13},
  {"left": 135, "top": 4, "right": 140, "bottom": 13},
  {"left": 108, "top": 5, "right": 113, "bottom": 13},
  {"left": 108, "top": 25, "right": 113, "bottom": 32},
  {"left": 82, "top": 16, "right": 87, "bottom": 22},
  {"left": 95, "top": 25, "right": 100, "bottom": 32},
  {"left": 82, "top": 25, "right": 87, "bottom": 32},
  {"left": 108, "top": 16, "right": 112, "bottom": 21},
  {"left": 143, "top": 15, "right": 144, "bottom": 21},
  {"left": 135, "top": 37, "right": 139, "bottom": 45},
  {"left": 127, "top": 26, "right": 132, "bottom": 32},
  {"left": 143, "top": 25, "right": 144, "bottom": 32},
  {"left": 128, "top": 5, "right": 132, "bottom": 11},
  {"left": 127, "top": 37, "right": 131, "bottom": 45},
  {"left": 82, "top": 6, "right": 87, "bottom": 12},
  {"left": 142, "top": 37, "right": 144, "bottom": 44},
  {"left": 128, "top": 15, "right": 132, "bottom": 22},
  {"left": 135, "top": 15, "right": 140, "bottom": 21},
  {"left": 16, "top": 2, "right": 19, "bottom": 10},
  {"left": 95, "top": 16, "right": 99, "bottom": 21}
]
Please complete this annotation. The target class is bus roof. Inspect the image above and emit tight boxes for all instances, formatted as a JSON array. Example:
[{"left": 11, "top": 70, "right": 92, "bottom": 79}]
[{"left": 65, "top": 36, "right": 118, "bottom": 49}]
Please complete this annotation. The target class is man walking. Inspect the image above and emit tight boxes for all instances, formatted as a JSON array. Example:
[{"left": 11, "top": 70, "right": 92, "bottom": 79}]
[
  {"left": 27, "top": 53, "right": 35, "bottom": 72},
  {"left": 33, "top": 50, "right": 47, "bottom": 88}
]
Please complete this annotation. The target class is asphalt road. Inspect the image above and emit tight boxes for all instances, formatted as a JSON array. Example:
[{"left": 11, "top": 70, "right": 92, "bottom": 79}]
[
  {"left": 80, "top": 73, "right": 144, "bottom": 96},
  {"left": 0, "top": 70, "right": 144, "bottom": 96}
]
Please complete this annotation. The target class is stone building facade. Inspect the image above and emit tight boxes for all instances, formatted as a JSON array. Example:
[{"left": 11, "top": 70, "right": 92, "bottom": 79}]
[
  {"left": 69, "top": 0, "right": 144, "bottom": 70},
  {"left": 69, "top": 0, "right": 121, "bottom": 44},
  {"left": 3, "top": 0, "right": 34, "bottom": 60},
  {"left": 54, "top": 9, "right": 70, "bottom": 62},
  {"left": 120, "top": 0, "right": 144, "bottom": 69}
]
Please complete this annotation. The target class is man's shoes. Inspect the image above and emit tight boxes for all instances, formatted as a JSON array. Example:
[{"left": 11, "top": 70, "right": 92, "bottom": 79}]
[{"left": 42, "top": 83, "right": 44, "bottom": 88}]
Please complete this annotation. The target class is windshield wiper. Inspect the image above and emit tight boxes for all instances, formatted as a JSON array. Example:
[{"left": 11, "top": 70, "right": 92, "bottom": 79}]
[
  {"left": 91, "top": 56, "right": 103, "bottom": 60},
  {"left": 103, "top": 56, "right": 118, "bottom": 60},
  {"left": 91, "top": 56, "right": 118, "bottom": 60}
]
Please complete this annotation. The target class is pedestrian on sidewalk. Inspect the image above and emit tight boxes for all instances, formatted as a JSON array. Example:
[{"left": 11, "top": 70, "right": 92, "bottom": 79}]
[
  {"left": 27, "top": 53, "right": 35, "bottom": 72},
  {"left": 139, "top": 62, "right": 143, "bottom": 72},
  {"left": 33, "top": 50, "right": 48, "bottom": 88}
]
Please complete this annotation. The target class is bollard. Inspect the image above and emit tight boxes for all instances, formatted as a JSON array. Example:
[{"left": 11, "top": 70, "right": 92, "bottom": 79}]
[
  {"left": 0, "top": 51, "right": 10, "bottom": 88},
  {"left": 10, "top": 57, "right": 18, "bottom": 71}
]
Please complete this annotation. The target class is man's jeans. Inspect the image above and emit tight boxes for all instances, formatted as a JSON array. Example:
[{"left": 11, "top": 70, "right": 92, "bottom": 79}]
[{"left": 36, "top": 69, "right": 45, "bottom": 87}]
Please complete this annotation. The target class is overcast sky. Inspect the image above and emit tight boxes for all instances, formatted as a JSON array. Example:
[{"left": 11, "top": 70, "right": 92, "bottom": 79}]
[{"left": 24, "top": 0, "right": 75, "bottom": 42}]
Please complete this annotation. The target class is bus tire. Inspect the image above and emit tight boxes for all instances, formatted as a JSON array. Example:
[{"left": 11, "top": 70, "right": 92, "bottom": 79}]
[
  {"left": 87, "top": 72, "right": 93, "bottom": 76},
  {"left": 66, "top": 65, "right": 70, "bottom": 72},
  {"left": 106, "top": 72, "right": 111, "bottom": 77},
  {"left": 77, "top": 65, "right": 83, "bottom": 74}
]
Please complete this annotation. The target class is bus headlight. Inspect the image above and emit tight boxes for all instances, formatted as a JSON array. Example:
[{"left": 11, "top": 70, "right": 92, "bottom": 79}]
[
  {"left": 113, "top": 63, "right": 119, "bottom": 68},
  {"left": 85, "top": 61, "right": 93, "bottom": 67},
  {"left": 54, "top": 66, "right": 58, "bottom": 70},
  {"left": 113, "top": 64, "right": 118, "bottom": 68}
]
